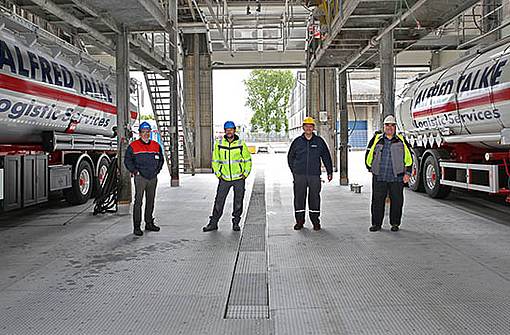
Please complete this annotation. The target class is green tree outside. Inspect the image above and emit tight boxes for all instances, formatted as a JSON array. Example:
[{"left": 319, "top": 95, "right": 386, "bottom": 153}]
[{"left": 244, "top": 70, "right": 295, "bottom": 133}]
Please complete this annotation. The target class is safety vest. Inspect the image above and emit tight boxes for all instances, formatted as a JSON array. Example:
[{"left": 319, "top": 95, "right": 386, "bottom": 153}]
[
  {"left": 212, "top": 136, "right": 252, "bottom": 181},
  {"left": 366, "top": 133, "right": 412, "bottom": 173}
]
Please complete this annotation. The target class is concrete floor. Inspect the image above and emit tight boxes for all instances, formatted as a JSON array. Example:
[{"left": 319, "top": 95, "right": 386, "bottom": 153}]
[{"left": 0, "top": 153, "right": 509, "bottom": 334}]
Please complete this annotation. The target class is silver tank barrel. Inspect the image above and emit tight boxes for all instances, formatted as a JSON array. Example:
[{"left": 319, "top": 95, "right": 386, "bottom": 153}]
[
  {"left": 396, "top": 41, "right": 510, "bottom": 148},
  {"left": 0, "top": 30, "right": 137, "bottom": 144}
]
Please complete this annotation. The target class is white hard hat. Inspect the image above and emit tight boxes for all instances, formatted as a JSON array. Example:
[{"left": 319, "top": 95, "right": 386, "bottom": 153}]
[{"left": 383, "top": 115, "right": 397, "bottom": 125}]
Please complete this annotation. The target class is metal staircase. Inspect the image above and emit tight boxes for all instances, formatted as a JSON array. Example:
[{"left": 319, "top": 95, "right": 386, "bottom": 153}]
[{"left": 144, "top": 71, "right": 195, "bottom": 175}]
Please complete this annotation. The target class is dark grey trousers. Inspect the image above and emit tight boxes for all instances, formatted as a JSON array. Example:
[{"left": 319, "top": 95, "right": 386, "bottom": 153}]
[
  {"left": 371, "top": 176, "right": 404, "bottom": 227},
  {"left": 293, "top": 174, "right": 322, "bottom": 224},
  {"left": 209, "top": 178, "right": 245, "bottom": 225},
  {"left": 133, "top": 175, "right": 158, "bottom": 228}
]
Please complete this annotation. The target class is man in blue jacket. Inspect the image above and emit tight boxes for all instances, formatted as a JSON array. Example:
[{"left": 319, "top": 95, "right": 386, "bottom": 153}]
[
  {"left": 287, "top": 117, "right": 333, "bottom": 231},
  {"left": 124, "top": 122, "right": 164, "bottom": 236}
]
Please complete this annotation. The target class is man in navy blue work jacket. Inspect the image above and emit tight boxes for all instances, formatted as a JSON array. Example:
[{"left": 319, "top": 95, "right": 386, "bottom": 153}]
[
  {"left": 287, "top": 116, "right": 333, "bottom": 231},
  {"left": 124, "top": 122, "right": 164, "bottom": 236}
]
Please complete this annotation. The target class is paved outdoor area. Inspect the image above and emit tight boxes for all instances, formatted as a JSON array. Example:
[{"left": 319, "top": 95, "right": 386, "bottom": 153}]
[{"left": 1, "top": 153, "right": 509, "bottom": 334}]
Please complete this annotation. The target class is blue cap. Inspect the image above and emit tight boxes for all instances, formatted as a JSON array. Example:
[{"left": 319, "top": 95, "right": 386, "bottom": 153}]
[
  {"left": 139, "top": 121, "right": 152, "bottom": 131},
  {"left": 224, "top": 121, "right": 236, "bottom": 129}
]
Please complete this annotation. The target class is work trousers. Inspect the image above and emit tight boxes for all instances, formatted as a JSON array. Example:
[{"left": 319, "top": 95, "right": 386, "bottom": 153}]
[
  {"left": 133, "top": 175, "right": 158, "bottom": 228},
  {"left": 209, "top": 178, "right": 246, "bottom": 225},
  {"left": 293, "top": 174, "right": 321, "bottom": 224},
  {"left": 371, "top": 176, "right": 404, "bottom": 227}
]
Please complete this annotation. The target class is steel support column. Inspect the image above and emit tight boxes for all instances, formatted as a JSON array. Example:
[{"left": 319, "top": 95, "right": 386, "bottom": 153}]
[
  {"left": 193, "top": 33, "right": 202, "bottom": 169},
  {"left": 379, "top": 31, "right": 394, "bottom": 126},
  {"left": 183, "top": 33, "right": 213, "bottom": 172},
  {"left": 503, "top": 0, "right": 510, "bottom": 37},
  {"left": 482, "top": 0, "right": 502, "bottom": 44},
  {"left": 306, "top": 68, "right": 337, "bottom": 171},
  {"left": 169, "top": 0, "right": 180, "bottom": 186},
  {"left": 338, "top": 71, "right": 348, "bottom": 186},
  {"left": 430, "top": 51, "right": 441, "bottom": 70},
  {"left": 116, "top": 26, "right": 132, "bottom": 205}
]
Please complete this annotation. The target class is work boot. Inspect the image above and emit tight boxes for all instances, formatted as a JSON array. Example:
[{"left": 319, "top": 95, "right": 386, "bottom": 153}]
[
  {"left": 203, "top": 223, "right": 218, "bottom": 232},
  {"left": 133, "top": 226, "right": 143, "bottom": 236},
  {"left": 293, "top": 221, "right": 304, "bottom": 230},
  {"left": 312, "top": 223, "right": 321, "bottom": 231},
  {"left": 390, "top": 225, "right": 400, "bottom": 232},
  {"left": 145, "top": 222, "right": 160, "bottom": 232},
  {"left": 232, "top": 223, "right": 241, "bottom": 231},
  {"left": 369, "top": 225, "right": 381, "bottom": 232}
]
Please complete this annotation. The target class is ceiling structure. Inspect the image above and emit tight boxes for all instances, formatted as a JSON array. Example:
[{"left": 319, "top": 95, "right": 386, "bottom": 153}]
[
  {"left": 308, "top": 0, "right": 482, "bottom": 70},
  {"left": 0, "top": 0, "right": 493, "bottom": 70}
]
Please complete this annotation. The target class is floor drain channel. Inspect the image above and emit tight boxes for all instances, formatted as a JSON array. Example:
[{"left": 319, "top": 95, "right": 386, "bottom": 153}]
[{"left": 224, "top": 171, "right": 269, "bottom": 319}]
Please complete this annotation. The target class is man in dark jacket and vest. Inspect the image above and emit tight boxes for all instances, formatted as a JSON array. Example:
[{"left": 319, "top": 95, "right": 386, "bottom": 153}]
[
  {"left": 365, "top": 115, "right": 413, "bottom": 232},
  {"left": 287, "top": 117, "right": 333, "bottom": 231},
  {"left": 124, "top": 121, "right": 164, "bottom": 236},
  {"left": 203, "top": 121, "right": 252, "bottom": 232}
]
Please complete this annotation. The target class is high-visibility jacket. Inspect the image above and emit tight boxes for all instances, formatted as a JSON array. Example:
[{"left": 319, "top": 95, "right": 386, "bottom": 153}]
[
  {"left": 365, "top": 132, "right": 413, "bottom": 176},
  {"left": 212, "top": 135, "right": 252, "bottom": 181}
]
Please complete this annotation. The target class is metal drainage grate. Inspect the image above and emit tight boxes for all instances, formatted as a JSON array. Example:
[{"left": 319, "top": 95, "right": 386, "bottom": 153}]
[{"left": 224, "top": 171, "right": 269, "bottom": 319}]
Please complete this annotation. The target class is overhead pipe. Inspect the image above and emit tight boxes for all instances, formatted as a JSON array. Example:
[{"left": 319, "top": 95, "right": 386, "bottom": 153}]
[{"left": 336, "top": 0, "right": 428, "bottom": 73}]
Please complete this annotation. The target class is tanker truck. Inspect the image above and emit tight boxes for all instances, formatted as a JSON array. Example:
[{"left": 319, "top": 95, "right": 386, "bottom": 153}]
[
  {"left": 0, "top": 29, "right": 138, "bottom": 211},
  {"left": 396, "top": 41, "right": 510, "bottom": 203}
]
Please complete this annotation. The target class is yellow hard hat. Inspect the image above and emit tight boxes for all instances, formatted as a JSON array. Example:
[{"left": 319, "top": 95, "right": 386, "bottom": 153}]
[{"left": 303, "top": 116, "right": 316, "bottom": 126}]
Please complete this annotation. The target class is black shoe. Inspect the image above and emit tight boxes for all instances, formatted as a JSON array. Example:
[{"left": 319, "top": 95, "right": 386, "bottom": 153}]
[
  {"left": 232, "top": 223, "right": 241, "bottom": 231},
  {"left": 293, "top": 221, "right": 304, "bottom": 230},
  {"left": 145, "top": 223, "right": 160, "bottom": 232},
  {"left": 369, "top": 225, "right": 381, "bottom": 232},
  {"left": 203, "top": 224, "right": 218, "bottom": 232},
  {"left": 391, "top": 225, "right": 400, "bottom": 232},
  {"left": 133, "top": 227, "right": 143, "bottom": 236},
  {"left": 312, "top": 223, "right": 321, "bottom": 231}
]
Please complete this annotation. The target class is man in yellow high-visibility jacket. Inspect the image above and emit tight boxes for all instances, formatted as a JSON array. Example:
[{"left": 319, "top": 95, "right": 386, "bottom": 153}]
[
  {"left": 365, "top": 115, "right": 413, "bottom": 232},
  {"left": 203, "top": 121, "right": 252, "bottom": 232}
]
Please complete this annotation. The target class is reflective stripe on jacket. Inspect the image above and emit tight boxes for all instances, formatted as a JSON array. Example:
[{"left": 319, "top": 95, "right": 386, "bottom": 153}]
[
  {"left": 365, "top": 133, "right": 412, "bottom": 177},
  {"left": 212, "top": 135, "right": 252, "bottom": 181}
]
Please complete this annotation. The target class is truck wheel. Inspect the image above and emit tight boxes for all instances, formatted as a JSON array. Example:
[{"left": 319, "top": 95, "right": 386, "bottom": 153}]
[
  {"left": 423, "top": 154, "right": 451, "bottom": 199},
  {"left": 64, "top": 160, "right": 94, "bottom": 205},
  {"left": 409, "top": 149, "right": 425, "bottom": 192},
  {"left": 93, "top": 156, "right": 110, "bottom": 197}
]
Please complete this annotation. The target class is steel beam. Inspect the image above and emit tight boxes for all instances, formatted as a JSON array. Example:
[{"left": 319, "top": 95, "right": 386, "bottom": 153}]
[
  {"left": 68, "top": 0, "right": 120, "bottom": 33},
  {"left": 26, "top": 0, "right": 115, "bottom": 49},
  {"left": 329, "top": 0, "right": 428, "bottom": 73},
  {"left": 116, "top": 26, "right": 132, "bottom": 206},
  {"left": 136, "top": 0, "right": 171, "bottom": 29}
]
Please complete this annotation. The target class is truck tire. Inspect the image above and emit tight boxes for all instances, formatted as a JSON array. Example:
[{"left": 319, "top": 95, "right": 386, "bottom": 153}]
[
  {"left": 93, "top": 156, "right": 110, "bottom": 197},
  {"left": 64, "top": 160, "right": 94, "bottom": 205},
  {"left": 409, "top": 148, "right": 425, "bottom": 192},
  {"left": 422, "top": 154, "right": 451, "bottom": 199}
]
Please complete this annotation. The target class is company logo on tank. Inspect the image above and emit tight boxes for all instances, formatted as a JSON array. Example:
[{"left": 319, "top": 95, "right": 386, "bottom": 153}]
[
  {"left": 414, "top": 109, "right": 501, "bottom": 129},
  {"left": 413, "top": 59, "right": 508, "bottom": 110},
  {"left": 0, "top": 38, "right": 113, "bottom": 103},
  {"left": 0, "top": 95, "right": 112, "bottom": 128}
]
